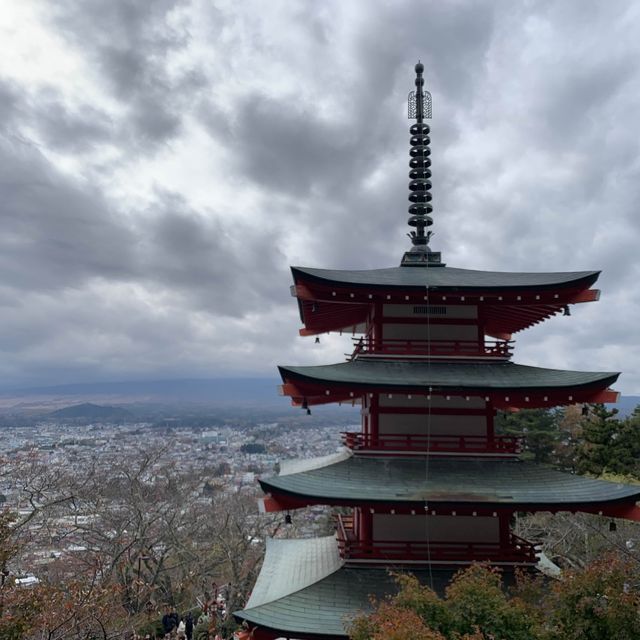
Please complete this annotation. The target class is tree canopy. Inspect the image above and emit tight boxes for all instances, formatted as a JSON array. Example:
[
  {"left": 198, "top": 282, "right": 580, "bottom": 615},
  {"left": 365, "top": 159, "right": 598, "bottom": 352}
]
[{"left": 349, "top": 555, "right": 640, "bottom": 640}]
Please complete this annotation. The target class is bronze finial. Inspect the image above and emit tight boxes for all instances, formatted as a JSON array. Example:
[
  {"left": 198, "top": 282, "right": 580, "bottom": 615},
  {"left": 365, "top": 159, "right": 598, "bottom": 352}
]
[{"left": 402, "top": 63, "right": 442, "bottom": 266}]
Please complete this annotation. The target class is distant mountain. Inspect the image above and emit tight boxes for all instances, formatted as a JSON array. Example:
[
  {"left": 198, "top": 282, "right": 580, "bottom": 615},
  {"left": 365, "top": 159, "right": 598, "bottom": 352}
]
[
  {"left": 0, "top": 378, "right": 363, "bottom": 420},
  {"left": 1, "top": 378, "right": 282, "bottom": 405},
  {"left": 1, "top": 378, "right": 637, "bottom": 418},
  {"left": 48, "top": 403, "right": 134, "bottom": 421},
  {"left": 609, "top": 396, "right": 640, "bottom": 417}
]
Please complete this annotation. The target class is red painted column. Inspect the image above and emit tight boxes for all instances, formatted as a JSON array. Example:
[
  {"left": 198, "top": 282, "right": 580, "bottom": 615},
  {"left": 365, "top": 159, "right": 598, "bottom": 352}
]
[
  {"left": 499, "top": 513, "right": 511, "bottom": 549},
  {"left": 370, "top": 393, "right": 379, "bottom": 448},
  {"left": 360, "top": 509, "right": 373, "bottom": 547},
  {"left": 373, "top": 302, "right": 383, "bottom": 351},
  {"left": 486, "top": 403, "right": 495, "bottom": 449},
  {"left": 477, "top": 306, "right": 486, "bottom": 354}
]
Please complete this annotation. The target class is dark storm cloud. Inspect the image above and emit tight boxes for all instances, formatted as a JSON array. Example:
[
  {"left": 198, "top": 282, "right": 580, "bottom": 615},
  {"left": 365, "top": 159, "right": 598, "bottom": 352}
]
[
  {"left": 0, "top": 136, "right": 135, "bottom": 291},
  {"left": 357, "top": 0, "right": 496, "bottom": 106},
  {"left": 219, "top": 95, "right": 360, "bottom": 197},
  {"left": 0, "top": 79, "right": 21, "bottom": 126},
  {"left": 0, "top": 133, "right": 291, "bottom": 385},
  {"left": 29, "top": 94, "right": 114, "bottom": 153},
  {"left": 0, "top": 77, "right": 113, "bottom": 154},
  {"left": 140, "top": 191, "right": 289, "bottom": 315},
  {"left": 0, "top": 133, "right": 286, "bottom": 309}
]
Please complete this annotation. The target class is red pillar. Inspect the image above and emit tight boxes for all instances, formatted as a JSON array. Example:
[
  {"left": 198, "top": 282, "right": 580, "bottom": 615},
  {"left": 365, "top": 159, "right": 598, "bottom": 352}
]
[
  {"left": 360, "top": 509, "right": 373, "bottom": 545},
  {"left": 486, "top": 402, "right": 495, "bottom": 447},
  {"left": 373, "top": 302, "right": 383, "bottom": 351},
  {"left": 370, "top": 393, "right": 379, "bottom": 448},
  {"left": 499, "top": 513, "right": 511, "bottom": 548}
]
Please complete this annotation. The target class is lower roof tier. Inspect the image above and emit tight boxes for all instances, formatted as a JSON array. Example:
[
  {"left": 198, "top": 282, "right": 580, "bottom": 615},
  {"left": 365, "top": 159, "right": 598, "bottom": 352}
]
[
  {"left": 235, "top": 536, "right": 517, "bottom": 639},
  {"left": 261, "top": 452, "right": 640, "bottom": 510},
  {"left": 279, "top": 359, "right": 619, "bottom": 408}
]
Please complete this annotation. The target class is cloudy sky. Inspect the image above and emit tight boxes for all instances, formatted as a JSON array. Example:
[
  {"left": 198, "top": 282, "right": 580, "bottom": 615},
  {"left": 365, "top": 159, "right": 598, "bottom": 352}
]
[{"left": 2, "top": 0, "right": 640, "bottom": 392}]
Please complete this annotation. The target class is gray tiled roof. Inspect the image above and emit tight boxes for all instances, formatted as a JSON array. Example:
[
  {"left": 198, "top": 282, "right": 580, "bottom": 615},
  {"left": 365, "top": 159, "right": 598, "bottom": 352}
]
[
  {"left": 279, "top": 359, "right": 619, "bottom": 391},
  {"left": 262, "top": 456, "right": 640, "bottom": 506},
  {"left": 236, "top": 537, "right": 458, "bottom": 636},
  {"left": 292, "top": 265, "right": 599, "bottom": 290},
  {"left": 279, "top": 450, "right": 352, "bottom": 477},
  {"left": 245, "top": 536, "right": 342, "bottom": 609}
]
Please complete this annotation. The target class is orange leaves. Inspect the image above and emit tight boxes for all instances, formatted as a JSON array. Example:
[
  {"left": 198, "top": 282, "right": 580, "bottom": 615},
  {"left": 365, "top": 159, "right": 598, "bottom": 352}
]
[{"left": 351, "top": 602, "right": 446, "bottom": 640}]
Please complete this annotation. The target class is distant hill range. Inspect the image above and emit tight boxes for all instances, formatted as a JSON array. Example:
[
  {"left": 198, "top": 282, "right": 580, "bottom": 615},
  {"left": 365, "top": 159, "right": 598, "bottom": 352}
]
[
  {"left": 610, "top": 395, "right": 640, "bottom": 417},
  {"left": 48, "top": 403, "right": 134, "bottom": 421},
  {"left": 0, "top": 378, "right": 638, "bottom": 418},
  {"left": 3, "top": 378, "right": 282, "bottom": 405},
  {"left": 0, "top": 378, "right": 288, "bottom": 415}
]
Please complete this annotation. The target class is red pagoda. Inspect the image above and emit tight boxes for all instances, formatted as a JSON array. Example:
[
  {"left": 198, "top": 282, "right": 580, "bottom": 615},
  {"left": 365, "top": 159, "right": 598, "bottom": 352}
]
[{"left": 235, "top": 63, "right": 640, "bottom": 640}]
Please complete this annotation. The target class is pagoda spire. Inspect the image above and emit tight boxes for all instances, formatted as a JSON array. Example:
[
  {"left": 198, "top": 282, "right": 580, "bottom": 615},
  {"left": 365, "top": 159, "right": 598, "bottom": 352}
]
[{"left": 401, "top": 62, "right": 443, "bottom": 267}]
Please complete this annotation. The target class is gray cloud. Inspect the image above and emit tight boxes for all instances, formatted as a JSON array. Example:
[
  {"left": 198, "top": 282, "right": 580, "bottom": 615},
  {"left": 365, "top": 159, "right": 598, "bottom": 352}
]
[
  {"left": 44, "top": 0, "right": 204, "bottom": 148},
  {"left": 0, "top": 136, "right": 134, "bottom": 291},
  {"left": 2, "top": 0, "right": 640, "bottom": 391},
  {"left": 138, "top": 191, "right": 289, "bottom": 315},
  {"left": 32, "top": 93, "right": 114, "bottom": 153}
]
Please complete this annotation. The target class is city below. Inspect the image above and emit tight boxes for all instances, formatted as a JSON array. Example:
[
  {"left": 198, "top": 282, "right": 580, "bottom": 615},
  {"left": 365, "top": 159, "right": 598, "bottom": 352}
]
[{"left": 0, "top": 385, "right": 360, "bottom": 594}]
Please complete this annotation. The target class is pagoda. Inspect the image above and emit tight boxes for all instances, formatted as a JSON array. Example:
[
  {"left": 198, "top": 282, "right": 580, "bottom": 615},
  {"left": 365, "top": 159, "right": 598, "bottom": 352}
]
[{"left": 235, "top": 63, "right": 640, "bottom": 640}]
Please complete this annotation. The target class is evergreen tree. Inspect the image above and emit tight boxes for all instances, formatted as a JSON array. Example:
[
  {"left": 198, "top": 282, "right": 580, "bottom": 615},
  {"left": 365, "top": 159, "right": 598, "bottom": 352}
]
[
  {"left": 576, "top": 404, "right": 620, "bottom": 476},
  {"left": 495, "top": 408, "right": 560, "bottom": 463}
]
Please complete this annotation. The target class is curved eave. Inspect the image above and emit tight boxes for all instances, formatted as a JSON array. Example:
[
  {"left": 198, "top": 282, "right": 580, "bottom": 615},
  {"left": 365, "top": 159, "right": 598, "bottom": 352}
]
[
  {"left": 278, "top": 360, "right": 619, "bottom": 409},
  {"left": 235, "top": 556, "right": 456, "bottom": 638},
  {"left": 259, "top": 457, "right": 640, "bottom": 512},
  {"left": 292, "top": 266, "right": 601, "bottom": 292},
  {"left": 297, "top": 299, "right": 369, "bottom": 336},
  {"left": 233, "top": 568, "right": 397, "bottom": 638}
]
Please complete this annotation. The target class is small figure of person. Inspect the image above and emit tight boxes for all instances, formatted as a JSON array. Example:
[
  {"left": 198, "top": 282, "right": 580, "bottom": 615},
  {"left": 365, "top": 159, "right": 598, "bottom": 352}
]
[
  {"left": 184, "top": 612, "right": 194, "bottom": 640},
  {"left": 161, "top": 607, "right": 175, "bottom": 637}
]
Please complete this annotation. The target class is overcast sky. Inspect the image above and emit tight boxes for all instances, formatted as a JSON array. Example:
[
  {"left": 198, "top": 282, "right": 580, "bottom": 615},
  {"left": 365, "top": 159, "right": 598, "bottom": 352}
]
[{"left": 2, "top": 0, "right": 640, "bottom": 392}]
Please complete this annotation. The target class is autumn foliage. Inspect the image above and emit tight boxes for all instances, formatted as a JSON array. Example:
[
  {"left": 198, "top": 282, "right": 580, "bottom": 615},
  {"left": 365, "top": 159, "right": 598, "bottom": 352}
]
[
  {"left": 0, "top": 578, "right": 125, "bottom": 640},
  {"left": 349, "top": 554, "right": 640, "bottom": 640}
]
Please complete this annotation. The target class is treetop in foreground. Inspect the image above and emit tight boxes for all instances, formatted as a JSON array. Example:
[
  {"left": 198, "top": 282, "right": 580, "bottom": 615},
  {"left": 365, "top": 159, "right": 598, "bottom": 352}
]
[{"left": 348, "top": 554, "right": 640, "bottom": 640}]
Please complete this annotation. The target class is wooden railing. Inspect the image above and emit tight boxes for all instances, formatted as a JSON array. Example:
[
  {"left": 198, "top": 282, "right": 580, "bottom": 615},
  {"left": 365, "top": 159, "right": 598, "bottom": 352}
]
[
  {"left": 349, "top": 337, "right": 513, "bottom": 360},
  {"left": 335, "top": 515, "right": 539, "bottom": 564},
  {"left": 336, "top": 512, "right": 353, "bottom": 546},
  {"left": 341, "top": 432, "right": 523, "bottom": 455}
]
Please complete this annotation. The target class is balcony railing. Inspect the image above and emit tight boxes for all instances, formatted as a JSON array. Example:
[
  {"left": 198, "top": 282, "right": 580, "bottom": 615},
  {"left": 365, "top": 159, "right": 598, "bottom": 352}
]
[
  {"left": 335, "top": 515, "right": 539, "bottom": 565},
  {"left": 341, "top": 432, "right": 523, "bottom": 455},
  {"left": 349, "top": 337, "right": 513, "bottom": 360}
]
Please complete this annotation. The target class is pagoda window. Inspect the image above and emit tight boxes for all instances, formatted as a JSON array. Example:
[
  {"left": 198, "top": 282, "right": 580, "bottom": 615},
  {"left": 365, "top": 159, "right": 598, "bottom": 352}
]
[
  {"left": 372, "top": 514, "right": 500, "bottom": 545},
  {"left": 378, "top": 413, "right": 487, "bottom": 437},
  {"left": 378, "top": 395, "right": 486, "bottom": 409},
  {"left": 381, "top": 322, "right": 478, "bottom": 341},
  {"left": 382, "top": 304, "right": 478, "bottom": 319}
]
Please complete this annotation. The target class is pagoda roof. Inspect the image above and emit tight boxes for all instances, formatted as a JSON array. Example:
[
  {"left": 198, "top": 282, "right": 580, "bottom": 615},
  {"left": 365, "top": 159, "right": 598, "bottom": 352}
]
[
  {"left": 279, "top": 360, "right": 619, "bottom": 407},
  {"left": 292, "top": 266, "right": 602, "bottom": 337},
  {"left": 235, "top": 536, "right": 458, "bottom": 637},
  {"left": 292, "top": 265, "right": 600, "bottom": 291},
  {"left": 243, "top": 536, "right": 343, "bottom": 611},
  {"left": 261, "top": 452, "right": 640, "bottom": 508}
]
